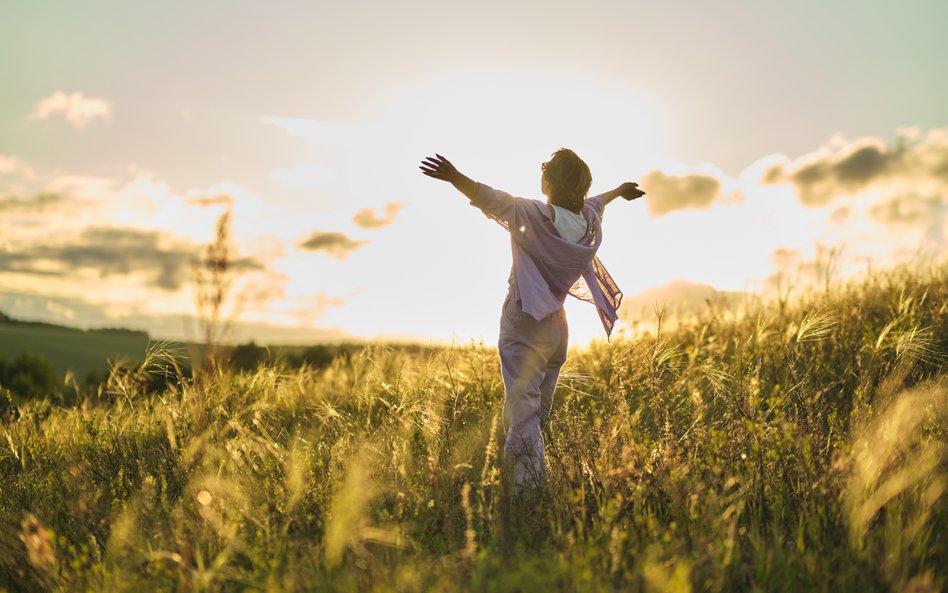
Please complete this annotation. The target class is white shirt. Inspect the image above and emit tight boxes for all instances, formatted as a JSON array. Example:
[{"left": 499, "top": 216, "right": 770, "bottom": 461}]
[{"left": 550, "top": 204, "right": 588, "bottom": 243}]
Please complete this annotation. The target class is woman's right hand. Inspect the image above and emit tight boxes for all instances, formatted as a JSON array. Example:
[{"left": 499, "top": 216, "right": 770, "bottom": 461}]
[
  {"left": 618, "top": 182, "right": 645, "bottom": 201},
  {"left": 419, "top": 154, "right": 460, "bottom": 183},
  {"left": 420, "top": 153, "right": 480, "bottom": 200}
]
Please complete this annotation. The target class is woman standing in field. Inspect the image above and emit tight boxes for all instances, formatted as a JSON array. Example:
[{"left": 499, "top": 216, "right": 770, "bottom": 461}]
[{"left": 420, "top": 150, "right": 645, "bottom": 495}]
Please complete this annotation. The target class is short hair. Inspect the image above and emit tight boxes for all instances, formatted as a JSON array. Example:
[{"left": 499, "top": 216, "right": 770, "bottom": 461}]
[{"left": 542, "top": 148, "right": 592, "bottom": 213}]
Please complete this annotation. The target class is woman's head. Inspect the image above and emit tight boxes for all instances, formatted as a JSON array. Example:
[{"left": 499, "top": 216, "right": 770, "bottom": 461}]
[{"left": 541, "top": 148, "right": 592, "bottom": 213}]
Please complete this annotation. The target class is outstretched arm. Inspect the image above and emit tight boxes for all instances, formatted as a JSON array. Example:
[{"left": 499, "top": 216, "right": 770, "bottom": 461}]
[
  {"left": 421, "top": 153, "right": 523, "bottom": 225},
  {"left": 419, "top": 154, "right": 479, "bottom": 200},
  {"left": 595, "top": 182, "right": 646, "bottom": 206}
]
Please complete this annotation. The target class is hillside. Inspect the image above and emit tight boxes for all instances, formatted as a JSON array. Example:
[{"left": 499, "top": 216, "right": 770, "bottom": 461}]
[
  {"left": 0, "top": 279, "right": 743, "bottom": 384},
  {"left": 1, "top": 264, "right": 945, "bottom": 592},
  {"left": 0, "top": 312, "right": 153, "bottom": 382},
  {"left": 618, "top": 279, "right": 744, "bottom": 322}
]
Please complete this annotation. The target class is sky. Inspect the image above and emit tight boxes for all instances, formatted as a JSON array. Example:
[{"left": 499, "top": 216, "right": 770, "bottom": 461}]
[{"left": 1, "top": 0, "right": 947, "bottom": 346}]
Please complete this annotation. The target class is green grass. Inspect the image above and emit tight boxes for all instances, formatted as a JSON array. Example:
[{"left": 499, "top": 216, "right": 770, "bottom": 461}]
[
  {"left": 0, "top": 322, "right": 151, "bottom": 382},
  {"left": 1, "top": 263, "right": 946, "bottom": 592}
]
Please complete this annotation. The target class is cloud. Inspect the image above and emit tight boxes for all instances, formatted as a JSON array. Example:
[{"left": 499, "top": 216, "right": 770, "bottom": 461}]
[
  {"left": 0, "top": 192, "right": 65, "bottom": 213},
  {"left": 280, "top": 292, "right": 349, "bottom": 325},
  {"left": 638, "top": 170, "right": 731, "bottom": 217},
  {"left": 868, "top": 193, "right": 948, "bottom": 251},
  {"left": 869, "top": 193, "right": 945, "bottom": 226},
  {"left": 352, "top": 202, "right": 404, "bottom": 228},
  {"left": 757, "top": 128, "right": 948, "bottom": 260},
  {"left": 28, "top": 91, "right": 113, "bottom": 129},
  {"left": 0, "top": 226, "right": 262, "bottom": 290},
  {"left": 770, "top": 247, "right": 801, "bottom": 272},
  {"left": 761, "top": 127, "right": 948, "bottom": 206},
  {"left": 186, "top": 193, "right": 235, "bottom": 208},
  {"left": 298, "top": 231, "right": 367, "bottom": 259},
  {"left": 0, "top": 165, "right": 334, "bottom": 344},
  {"left": 829, "top": 205, "right": 852, "bottom": 225}
]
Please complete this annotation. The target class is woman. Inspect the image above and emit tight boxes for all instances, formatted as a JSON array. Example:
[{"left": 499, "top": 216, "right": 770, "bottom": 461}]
[{"left": 419, "top": 149, "right": 645, "bottom": 494}]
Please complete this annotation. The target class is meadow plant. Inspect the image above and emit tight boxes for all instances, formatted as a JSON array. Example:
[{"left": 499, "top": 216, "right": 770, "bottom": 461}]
[{"left": 0, "top": 262, "right": 945, "bottom": 592}]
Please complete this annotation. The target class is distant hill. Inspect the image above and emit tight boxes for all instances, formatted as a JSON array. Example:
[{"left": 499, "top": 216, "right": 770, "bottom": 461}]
[
  {"left": 0, "top": 310, "right": 149, "bottom": 338},
  {"left": 0, "top": 310, "right": 366, "bottom": 384},
  {"left": 0, "top": 310, "right": 153, "bottom": 382},
  {"left": 619, "top": 280, "right": 744, "bottom": 322}
]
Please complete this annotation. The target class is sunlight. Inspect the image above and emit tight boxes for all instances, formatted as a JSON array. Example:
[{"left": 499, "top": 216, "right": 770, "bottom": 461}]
[
  {"left": 370, "top": 66, "right": 668, "bottom": 186},
  {"left": 307, "top": 68, "right": 670, "bottom": 343},
  {"left": 264, "top": 68, "right": 671, "bottom": 344}
]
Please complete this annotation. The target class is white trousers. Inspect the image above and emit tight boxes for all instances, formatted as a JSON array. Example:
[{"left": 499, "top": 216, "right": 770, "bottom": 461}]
[{"left": 498, "top": 294, "right": 568, "bottom": 494}]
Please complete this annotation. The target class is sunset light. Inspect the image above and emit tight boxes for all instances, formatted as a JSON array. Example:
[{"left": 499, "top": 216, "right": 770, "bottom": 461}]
[
  {"left": 1, "top": 2, "right": 945, "bottom": 347},
  {"left": 2, "top": 3, "right": 946, "bottom": 590}
]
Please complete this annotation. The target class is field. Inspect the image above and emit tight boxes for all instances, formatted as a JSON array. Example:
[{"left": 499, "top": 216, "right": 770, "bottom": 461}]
[
  {"left": 1, "top": 264, "right": 946, "bottom": 592},
  {"left": 0, "top": 321, "right": 151, "bottom": 382}
]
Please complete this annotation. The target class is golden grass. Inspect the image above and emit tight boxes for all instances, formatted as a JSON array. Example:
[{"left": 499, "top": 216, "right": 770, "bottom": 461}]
[{"left": 0, "top": 262, "right": 945, "bottom": 592}]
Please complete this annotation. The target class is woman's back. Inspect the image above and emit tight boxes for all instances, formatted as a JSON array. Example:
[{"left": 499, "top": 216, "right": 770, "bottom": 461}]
[{"left": 549, "top": 204, "right": 588, "bottom": 243}]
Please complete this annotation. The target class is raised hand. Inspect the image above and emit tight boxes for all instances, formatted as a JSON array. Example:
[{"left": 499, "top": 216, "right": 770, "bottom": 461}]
[
  {"left": 419, "top": 153, "right": 479, "bottom": 200},
  {"left": 618, "top": 182, "right": 645, "bottom": 201},
  {"left": 419, "top": 154, "right": 460, "bottom": 183}
]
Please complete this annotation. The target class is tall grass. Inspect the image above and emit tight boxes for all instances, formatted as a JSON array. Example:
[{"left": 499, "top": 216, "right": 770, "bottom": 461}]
[{"left": 1, "top": 263, "right": 945, "bottom": 592}]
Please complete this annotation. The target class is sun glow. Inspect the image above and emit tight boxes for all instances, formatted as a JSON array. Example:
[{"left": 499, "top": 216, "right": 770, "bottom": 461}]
[
  {"left": 264, "top": 68, "right": 672, "bottom": 344},
  {"left": 371, "top": 67, "right": 668, "bottom": 185}
]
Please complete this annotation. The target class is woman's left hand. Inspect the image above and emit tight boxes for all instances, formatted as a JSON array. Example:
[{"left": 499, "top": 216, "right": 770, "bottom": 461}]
[{"left": 618, "top": 182, "right": 646, "bottom": 201}]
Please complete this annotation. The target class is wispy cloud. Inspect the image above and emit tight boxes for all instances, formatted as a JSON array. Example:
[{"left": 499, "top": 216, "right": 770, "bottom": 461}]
[
  {"left": 352, "top": 202, "right": 404, "bottom": 228},
  {"left": 186, "top": 193, "right": 235, "bottom": 208},
  {"left": 0, "top": 226, "right": 261, "bottom": 290},
  {"left": 0, "top": 192, "right": 65, "bottom": 213},
  {"left": 869, "top": 193, "right": 944, "bottom": 227},
  {"left": 28, "top": 91, "right": 113, "bottom": 129},
  {"left": 639, "top": 170, "right": 738, "bottom": 217},
  {"left": 278, "top": 292, "right": 349, "bottom": 325},
  {"left": 299, "top": 231, "right": 367, "bottom": 259}
]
